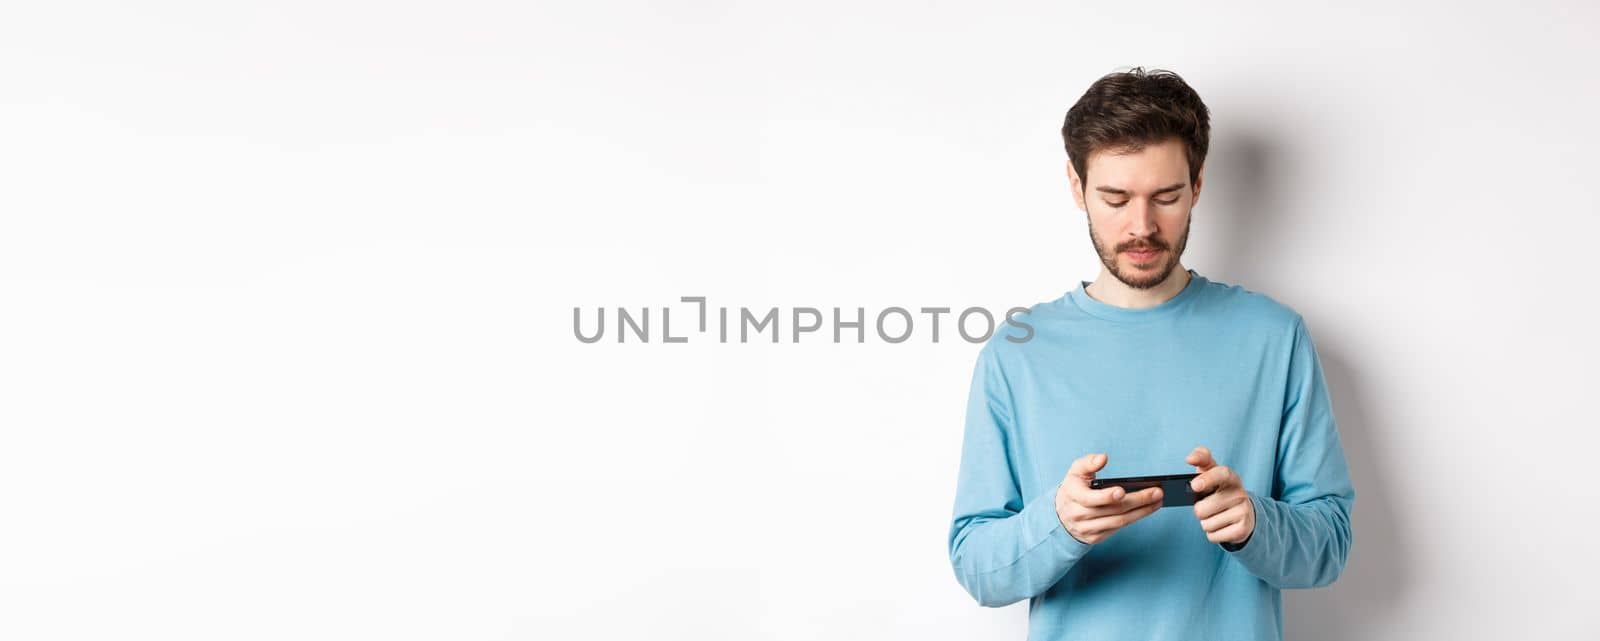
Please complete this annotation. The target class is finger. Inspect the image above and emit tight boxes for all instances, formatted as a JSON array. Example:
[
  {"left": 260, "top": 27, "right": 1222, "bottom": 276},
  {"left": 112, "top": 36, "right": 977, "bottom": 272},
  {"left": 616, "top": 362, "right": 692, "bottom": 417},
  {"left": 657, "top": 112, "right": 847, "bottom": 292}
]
[
  {"left": 1064, "top": 453, "right": 1122, "bottom": 506},
  {"left": 1200, "top": 501, "right": 1249, "bottom": 533},
  {"left": 1067, "top": 452, "right": 1108, "bottom": 480},
  {"left": 1192, "top": 488, "right": 1244, "bottom": 520},
  {"left": 1186, "top": 446, "right": 1215, "bottom": 470},
  {"left": 1201, "top": 501, "right": 1250, "bottom": 533},
  {"left": 1189, "top": 465, "right": 1236, "bottom": 494},
  {"left": 1207, "top": 521, "right": 1251, "bottom": 545},
  {"left": 1077, "top": 486, "right": 1163, "bottom": 518},
  {"left": 1076, "top": 499, "right": 1163, "bottom": 535},
  {"left": 1072, "top": 483, "right": 1127, "bottom": 507}
]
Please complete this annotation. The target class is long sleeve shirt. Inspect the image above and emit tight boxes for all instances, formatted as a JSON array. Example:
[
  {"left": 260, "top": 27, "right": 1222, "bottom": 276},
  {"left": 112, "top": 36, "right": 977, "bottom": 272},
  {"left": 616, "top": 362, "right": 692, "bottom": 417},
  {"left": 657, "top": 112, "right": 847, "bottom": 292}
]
[{"left": 947, "top": 269, "right": 1355, "bottom": 641}]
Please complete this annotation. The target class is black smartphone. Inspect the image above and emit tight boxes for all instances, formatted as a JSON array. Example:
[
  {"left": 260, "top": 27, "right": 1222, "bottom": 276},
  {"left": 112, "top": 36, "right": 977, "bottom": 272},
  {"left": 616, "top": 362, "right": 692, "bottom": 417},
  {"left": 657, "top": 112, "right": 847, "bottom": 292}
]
[{"left": 1090, "top": 473, "right": 1214, "bottom": 507}]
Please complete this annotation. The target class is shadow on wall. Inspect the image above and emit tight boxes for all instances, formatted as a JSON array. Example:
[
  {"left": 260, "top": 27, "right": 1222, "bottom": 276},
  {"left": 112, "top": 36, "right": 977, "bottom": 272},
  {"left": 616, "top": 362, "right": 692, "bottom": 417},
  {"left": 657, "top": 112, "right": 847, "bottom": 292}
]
[
  {"left": 1196, "top": 127, "right": 1283, "bottom": 278},
  {"left": 1204, "top": 118, "right": 1412, "bottom": 639},
  {"left": 1283, "top": 345, "right": 1411, "bottom": 640}
]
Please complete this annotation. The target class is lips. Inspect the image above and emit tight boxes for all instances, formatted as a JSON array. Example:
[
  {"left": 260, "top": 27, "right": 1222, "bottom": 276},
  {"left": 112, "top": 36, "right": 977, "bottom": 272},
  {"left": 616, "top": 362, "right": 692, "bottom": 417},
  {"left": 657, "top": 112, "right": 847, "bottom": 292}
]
[{"left": 1123, "top": 248, "right": 1163, "bottom": 262}]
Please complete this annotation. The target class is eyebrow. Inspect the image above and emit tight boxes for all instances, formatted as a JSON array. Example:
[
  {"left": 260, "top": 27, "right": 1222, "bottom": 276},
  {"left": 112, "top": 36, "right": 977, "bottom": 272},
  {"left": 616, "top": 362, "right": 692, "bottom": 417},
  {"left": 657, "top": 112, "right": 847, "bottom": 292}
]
[{"left": 1095, "top": 182, "right": 1188, "bottom": 196}]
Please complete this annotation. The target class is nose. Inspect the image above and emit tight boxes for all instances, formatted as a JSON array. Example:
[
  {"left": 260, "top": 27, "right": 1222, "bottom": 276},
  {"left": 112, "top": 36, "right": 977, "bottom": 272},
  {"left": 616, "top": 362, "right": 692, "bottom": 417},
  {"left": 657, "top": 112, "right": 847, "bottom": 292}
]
[{"left": 1126, "top": 199, "right": 1160, "bottom": 238}]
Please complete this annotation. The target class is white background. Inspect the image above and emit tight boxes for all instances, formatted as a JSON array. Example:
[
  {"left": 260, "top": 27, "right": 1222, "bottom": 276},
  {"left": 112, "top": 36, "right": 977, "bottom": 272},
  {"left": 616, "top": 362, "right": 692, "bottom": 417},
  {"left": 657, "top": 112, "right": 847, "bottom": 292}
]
[{"left": 2, "top": 1, "right": 1597, "bottom": 639}]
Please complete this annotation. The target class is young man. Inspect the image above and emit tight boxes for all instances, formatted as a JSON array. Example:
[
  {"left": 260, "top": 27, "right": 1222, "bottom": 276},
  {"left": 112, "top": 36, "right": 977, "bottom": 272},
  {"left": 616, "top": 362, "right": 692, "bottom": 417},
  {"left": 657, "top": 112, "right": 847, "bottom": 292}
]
[{"left": 946, "top": 68, "right": 1355, "bottom": 641}]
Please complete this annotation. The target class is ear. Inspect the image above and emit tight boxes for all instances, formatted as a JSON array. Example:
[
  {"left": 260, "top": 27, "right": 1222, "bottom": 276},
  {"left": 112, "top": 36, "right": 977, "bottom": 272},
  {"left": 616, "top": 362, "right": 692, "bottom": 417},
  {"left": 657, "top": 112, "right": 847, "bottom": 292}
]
[
  {"left": 1191, "top": 164, "right": 1204, "bottom": 209},
  {"left": 1066, "top": 160, "right": 1088, "bottom": 212}
]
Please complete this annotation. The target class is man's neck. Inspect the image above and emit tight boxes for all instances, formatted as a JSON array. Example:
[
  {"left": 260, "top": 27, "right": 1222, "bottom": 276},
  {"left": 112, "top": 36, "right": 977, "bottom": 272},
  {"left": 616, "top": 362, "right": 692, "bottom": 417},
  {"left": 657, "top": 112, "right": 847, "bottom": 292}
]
[{"left": 1085, "top": 264, "right": 1192, "bottom": 309}]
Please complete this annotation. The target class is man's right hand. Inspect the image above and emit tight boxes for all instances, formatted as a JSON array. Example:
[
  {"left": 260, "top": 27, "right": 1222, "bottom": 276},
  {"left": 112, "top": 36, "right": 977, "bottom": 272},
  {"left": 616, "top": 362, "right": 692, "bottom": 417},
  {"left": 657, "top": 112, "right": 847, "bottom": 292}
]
[{"left": 1054, "top": 452, "right": 1165, "bottom": 545}]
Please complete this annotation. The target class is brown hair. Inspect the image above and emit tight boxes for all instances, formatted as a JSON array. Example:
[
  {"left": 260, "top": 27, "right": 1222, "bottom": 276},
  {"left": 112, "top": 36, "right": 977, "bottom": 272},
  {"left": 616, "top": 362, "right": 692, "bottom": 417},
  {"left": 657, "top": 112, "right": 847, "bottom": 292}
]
[{"left": 1061, "top": 67, "right": 1210, "bottom": 192}]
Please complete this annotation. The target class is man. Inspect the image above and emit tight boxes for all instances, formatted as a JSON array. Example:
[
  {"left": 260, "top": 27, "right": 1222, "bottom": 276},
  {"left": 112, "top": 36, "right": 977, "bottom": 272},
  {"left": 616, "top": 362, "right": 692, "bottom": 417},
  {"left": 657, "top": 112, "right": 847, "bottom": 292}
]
[{"left": 946, "top": 67, "right": 1355, "bottom": 641}]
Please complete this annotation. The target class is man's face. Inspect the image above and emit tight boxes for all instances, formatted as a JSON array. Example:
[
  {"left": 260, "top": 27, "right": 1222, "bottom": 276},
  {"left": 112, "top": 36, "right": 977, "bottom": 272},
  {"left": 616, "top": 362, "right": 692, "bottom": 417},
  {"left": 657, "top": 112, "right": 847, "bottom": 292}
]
[{"left": 1067, "top": 137, "right": 1202, "bottom": 290}]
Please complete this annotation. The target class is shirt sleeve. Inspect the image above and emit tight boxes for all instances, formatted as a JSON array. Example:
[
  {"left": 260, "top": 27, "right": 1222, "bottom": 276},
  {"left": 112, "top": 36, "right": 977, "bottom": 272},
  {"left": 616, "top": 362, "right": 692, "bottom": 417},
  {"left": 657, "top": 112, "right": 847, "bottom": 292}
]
[
  {"left": 1223, "top": 315, "right": 1357, "bottom": 589},
  {"left": 947, "top": 346, "right": 1092, "bottom": 607}
]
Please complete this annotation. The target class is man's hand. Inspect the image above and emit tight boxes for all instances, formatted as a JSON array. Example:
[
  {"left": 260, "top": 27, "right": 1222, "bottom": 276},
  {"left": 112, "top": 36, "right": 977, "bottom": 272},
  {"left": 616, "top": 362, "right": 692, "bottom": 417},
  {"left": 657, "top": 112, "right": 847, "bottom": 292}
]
[
  {"left": 1055, "top": 452, "right": 1164, "bottom": 545},
  {"left": 1186, "top": 446, "right": 1256, "bottom": 546}
]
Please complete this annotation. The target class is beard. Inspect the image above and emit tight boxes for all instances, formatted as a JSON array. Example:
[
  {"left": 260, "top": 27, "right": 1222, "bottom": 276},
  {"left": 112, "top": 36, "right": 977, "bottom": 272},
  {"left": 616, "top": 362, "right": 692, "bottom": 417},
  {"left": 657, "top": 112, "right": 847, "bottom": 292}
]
[{"left": 1087, "top": 213, "right": 1191, "bottom": 290}]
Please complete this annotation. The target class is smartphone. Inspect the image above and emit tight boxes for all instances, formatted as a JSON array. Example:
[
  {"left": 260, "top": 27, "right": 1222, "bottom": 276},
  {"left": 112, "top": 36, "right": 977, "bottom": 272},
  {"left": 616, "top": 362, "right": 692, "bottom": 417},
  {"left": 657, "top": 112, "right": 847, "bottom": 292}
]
[{"left": 1090, "top": 473, "right": 1214, "bottom": 508}]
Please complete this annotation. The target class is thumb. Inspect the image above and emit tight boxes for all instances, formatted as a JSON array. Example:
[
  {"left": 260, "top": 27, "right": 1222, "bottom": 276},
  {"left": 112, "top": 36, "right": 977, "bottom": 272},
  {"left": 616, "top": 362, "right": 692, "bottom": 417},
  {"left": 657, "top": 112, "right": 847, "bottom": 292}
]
[{"left": 1067, "top": 452, "right": 1108, "bottom": 480}]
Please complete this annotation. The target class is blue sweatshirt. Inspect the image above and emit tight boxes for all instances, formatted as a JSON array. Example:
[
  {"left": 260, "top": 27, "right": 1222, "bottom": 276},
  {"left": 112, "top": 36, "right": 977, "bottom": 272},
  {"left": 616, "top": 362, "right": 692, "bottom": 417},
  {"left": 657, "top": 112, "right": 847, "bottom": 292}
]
[{"left": 947, "top": 269, "right": 1354, "bottom": 641}]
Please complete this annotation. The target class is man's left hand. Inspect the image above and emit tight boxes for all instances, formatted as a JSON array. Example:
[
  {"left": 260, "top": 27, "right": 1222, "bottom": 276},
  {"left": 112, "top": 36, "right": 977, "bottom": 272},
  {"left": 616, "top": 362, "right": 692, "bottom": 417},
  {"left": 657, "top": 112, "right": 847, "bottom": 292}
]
[{"left": 1186, "top": 446, "right": 1255, "bottom": 547}]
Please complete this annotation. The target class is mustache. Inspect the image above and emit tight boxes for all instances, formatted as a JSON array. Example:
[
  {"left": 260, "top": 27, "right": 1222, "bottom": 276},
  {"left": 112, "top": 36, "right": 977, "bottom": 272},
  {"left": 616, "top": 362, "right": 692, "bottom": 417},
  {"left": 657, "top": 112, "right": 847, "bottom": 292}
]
[{"left": 1116, "top": 240, "right": 1169, "bottom": 252}]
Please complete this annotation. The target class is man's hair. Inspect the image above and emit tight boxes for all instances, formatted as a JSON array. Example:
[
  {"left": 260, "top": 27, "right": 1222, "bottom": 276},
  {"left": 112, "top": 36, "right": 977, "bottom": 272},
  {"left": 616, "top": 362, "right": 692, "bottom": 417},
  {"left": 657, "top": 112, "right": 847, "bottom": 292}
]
[{"left": 1061, "top": 67, "right": 1210, "bottom": 191}]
